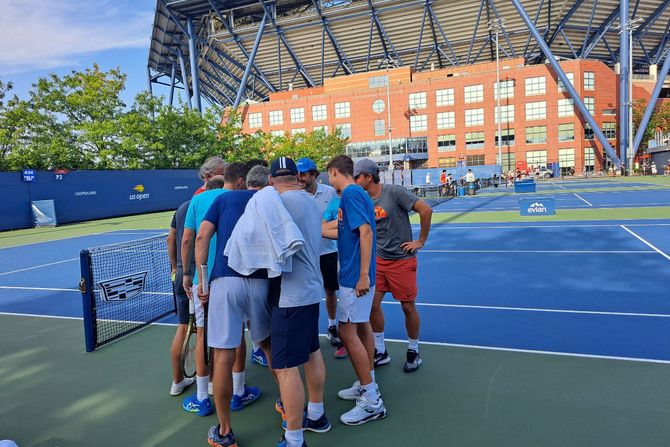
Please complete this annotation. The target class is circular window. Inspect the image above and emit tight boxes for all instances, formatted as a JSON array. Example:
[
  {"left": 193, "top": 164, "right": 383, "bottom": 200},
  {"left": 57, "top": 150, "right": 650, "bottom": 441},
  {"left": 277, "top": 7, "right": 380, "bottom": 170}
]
[{"left": 372, "top": 99, "right": 385, "bottom": 114}]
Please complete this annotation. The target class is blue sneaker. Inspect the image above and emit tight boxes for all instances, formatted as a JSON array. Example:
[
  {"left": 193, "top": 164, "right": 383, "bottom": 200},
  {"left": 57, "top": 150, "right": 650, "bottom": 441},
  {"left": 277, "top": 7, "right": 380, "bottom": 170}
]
[
  {"left": 276, "top": 435, "right": 307, "bottom": 447},
  {"left": 182, "top": 393, "right": 213, "bottom": 416},
  {"left": 208, "top": 425, "right": 237, "bottom": 447},
  {"left": 230, "top": 385, "right": 261, "bottom": 411},
  {"left": 251, "top": 348, "right": 268, "bottom": 367}
]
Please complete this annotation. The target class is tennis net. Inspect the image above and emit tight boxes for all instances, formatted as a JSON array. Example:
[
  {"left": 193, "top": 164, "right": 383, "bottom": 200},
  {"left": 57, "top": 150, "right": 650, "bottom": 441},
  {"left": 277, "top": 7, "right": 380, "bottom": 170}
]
[
  {"left": 80, "top": 234, "right": 176, "bottom": 352},
  {"left": 405, "top": 184, "right": 454, "bottom": 209}
]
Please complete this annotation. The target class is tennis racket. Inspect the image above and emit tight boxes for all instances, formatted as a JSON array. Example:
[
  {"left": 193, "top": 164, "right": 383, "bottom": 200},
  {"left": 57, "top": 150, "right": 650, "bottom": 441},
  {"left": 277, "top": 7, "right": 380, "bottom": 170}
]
[
  {"left": 180, "top": 297, "right": 197, "bottom": 378},
  {"left": 199, "top": 264, "right": 211, "bottom": 366}
]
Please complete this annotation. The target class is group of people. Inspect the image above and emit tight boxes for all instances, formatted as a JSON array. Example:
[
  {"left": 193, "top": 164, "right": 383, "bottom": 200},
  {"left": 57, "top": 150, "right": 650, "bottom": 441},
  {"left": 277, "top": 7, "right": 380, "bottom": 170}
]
[{"left": 166, "top": 154, "right": 433, "bottom": 447}]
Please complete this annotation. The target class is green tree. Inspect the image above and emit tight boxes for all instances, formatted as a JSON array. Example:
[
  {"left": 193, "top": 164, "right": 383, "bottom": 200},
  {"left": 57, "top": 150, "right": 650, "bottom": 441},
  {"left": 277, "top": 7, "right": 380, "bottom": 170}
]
[{"left": 274, "top": 128, "right": 348, "bottom": 169}]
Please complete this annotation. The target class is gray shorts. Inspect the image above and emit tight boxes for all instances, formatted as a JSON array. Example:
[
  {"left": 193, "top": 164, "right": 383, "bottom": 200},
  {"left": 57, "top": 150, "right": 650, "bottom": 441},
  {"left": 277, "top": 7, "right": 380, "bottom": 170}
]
[
  {"left": 207, "top": 276, "right": 271, "bottom": 349},
  {"left": 337, "top": 286, "right": 375, "bottom": 323}
]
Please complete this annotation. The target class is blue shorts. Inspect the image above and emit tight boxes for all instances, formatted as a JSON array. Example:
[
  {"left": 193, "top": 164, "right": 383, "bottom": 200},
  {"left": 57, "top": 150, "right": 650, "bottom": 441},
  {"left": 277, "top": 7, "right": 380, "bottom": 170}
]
[
  {"left": 271, "top": 302, "right": 320, "bottom": 369},
  {"left": 174, "top": 268, "right": 190, "bottom": 325}
]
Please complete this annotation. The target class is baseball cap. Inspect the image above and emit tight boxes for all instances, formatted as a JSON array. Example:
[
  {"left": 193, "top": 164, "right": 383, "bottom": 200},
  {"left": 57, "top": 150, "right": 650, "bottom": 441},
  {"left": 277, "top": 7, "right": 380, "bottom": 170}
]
[
  {"left": 296, "top": 157, "right": 318, "bottom": 173},
  {"left": 270, "top": 157, "right": 298, "bottom": 177},
  {"left": 353, "top": 158, "right": 379, "bottom": 177}
]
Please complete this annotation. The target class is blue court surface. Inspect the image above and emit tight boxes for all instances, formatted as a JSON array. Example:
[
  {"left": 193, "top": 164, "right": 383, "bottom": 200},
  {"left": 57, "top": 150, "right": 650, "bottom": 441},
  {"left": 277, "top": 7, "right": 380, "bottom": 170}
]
[
  {"left": 1, "top": 221, "right": 669, "bottom": 364},
  {"left": 434, "top": 182, "right": 670, "bottom": 213}
]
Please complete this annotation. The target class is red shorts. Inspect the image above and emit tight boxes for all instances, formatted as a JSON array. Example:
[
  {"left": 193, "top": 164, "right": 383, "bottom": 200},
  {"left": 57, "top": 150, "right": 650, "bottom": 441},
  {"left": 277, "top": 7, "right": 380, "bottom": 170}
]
[{"left": 375, "top": 257, "right": 417, "bottom": 301}]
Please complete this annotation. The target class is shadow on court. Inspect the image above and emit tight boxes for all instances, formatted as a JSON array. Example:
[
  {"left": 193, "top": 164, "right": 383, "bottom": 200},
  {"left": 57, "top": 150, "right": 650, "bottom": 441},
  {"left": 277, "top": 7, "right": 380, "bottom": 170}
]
[{"left": 2, "top": 314, "right": 668, "bottom": 447}]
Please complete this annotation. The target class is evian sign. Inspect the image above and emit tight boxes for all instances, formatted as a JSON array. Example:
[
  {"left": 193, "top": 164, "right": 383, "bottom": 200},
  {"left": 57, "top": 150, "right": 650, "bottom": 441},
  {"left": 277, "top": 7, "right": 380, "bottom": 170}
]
[
  {"left": 519, "top": 197, "right": 555, "bottom": 216},
  {"left": 526, "top": 202, "right": 548, "bottom": 213}
]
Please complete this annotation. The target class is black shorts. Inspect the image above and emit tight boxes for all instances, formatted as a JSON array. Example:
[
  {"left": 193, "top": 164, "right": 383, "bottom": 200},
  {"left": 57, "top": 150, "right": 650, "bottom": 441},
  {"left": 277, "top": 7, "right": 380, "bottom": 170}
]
[
  {"left": 319, "top": 252, "right": 339, "bottom": 292},
  {"left": 271, "top": 302, "right": 320, "bottom": 369},
  {"left": 174, "top": 268, "right": 190, "bottom": 325}
]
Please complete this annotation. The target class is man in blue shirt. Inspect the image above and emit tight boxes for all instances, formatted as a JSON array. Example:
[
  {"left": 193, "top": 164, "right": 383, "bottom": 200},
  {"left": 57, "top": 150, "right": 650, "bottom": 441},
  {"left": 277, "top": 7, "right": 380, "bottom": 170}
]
[
  {"left": 195, "top": 165, "right": 272, "bottom": 447},
  {"left": 323, "top": 155, "right": 386, "bottom": 426}
]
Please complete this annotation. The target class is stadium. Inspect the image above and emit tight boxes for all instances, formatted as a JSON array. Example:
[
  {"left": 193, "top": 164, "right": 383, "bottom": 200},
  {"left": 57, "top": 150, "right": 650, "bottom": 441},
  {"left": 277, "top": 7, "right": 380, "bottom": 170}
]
[{"left": 149, "top": 0, "right": 670, "bottom": 173}]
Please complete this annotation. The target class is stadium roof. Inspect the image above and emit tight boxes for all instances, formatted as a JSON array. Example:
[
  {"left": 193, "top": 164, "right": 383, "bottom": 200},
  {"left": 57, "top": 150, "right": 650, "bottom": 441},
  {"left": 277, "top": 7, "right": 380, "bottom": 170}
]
[{"left": 148, "top": 0, "right": 670, "bottom": 107}]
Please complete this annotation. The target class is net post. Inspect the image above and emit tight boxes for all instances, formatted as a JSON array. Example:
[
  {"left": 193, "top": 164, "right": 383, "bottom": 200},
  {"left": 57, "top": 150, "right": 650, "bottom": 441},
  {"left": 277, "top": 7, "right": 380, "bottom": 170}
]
[{"left": 80, "top": 249, "right": 96, "bottom": 352}]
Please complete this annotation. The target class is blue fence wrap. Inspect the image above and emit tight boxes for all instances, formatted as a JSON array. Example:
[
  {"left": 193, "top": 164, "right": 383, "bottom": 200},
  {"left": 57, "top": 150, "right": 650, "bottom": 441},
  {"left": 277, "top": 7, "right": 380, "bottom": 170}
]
[{"left": 1, "top": 170, "right": 202, "bottom": 231}]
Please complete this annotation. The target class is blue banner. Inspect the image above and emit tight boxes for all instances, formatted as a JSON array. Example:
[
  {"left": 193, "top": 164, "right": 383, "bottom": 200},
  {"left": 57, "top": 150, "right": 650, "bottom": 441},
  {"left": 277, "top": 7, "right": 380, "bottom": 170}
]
[
  {"left": 519, "top": 198, "right": 556, "bottom": 216},
  {"left": 1, "top": 169, "right": 202, "bottom": 231}
]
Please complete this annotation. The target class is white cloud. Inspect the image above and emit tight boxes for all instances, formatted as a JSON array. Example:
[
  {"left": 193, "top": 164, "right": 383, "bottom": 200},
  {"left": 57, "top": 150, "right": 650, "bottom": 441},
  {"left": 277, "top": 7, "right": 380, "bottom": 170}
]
[{"left": 0, "top": 0, "right": 154, "bottom": 74}]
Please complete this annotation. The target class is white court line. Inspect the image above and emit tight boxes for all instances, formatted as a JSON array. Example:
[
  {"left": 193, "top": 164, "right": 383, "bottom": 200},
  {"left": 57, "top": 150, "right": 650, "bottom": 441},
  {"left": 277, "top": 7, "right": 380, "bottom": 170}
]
[
  {"left": 573, "top": 193, "right": 593, "bottom": 206},
  {"left": 620, "top": 225, "right": 670, "bottom": 262},
  {"left": 421, "top": 249, "right": 655, "bottom": 254},
  {"left": 415, "top": 223, "right": 670, "bottom": 230},
  {"left": 0, "top": 258, "right": 79, "bottom": 276},
  {"left": 0, "top": 230, "right": 166, "bottom": 251},
  {"left": 0, "top": 285, "right": 79, "bottom": 292},
  {"left": 551, "top": 182, "right": 568, "bottom": 190},
  {"left": 1, "top": 312, "right": 668, "bottom": 365}
]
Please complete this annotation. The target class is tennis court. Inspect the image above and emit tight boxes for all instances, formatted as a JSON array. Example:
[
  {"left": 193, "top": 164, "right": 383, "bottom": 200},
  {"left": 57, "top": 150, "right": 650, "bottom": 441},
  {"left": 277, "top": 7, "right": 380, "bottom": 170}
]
[{"left": 1, "top": 178, "right": 670, "bottom": 446}]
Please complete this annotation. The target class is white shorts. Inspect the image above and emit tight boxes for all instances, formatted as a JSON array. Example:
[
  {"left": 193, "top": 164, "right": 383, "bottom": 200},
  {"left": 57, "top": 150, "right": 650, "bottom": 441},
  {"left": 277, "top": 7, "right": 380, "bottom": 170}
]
[
  {"left": 337, "top": 286, "right": 375, "bottom": 323},
  {"left": 207, "top": 276, "right": 271, "bottom": 349}
]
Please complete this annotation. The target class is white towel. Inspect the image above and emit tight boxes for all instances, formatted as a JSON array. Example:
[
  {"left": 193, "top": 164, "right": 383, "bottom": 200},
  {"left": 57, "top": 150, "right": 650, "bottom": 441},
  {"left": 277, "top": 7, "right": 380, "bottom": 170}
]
[{"left": 225, "top": 186, "right": 304, "bottom": 277}]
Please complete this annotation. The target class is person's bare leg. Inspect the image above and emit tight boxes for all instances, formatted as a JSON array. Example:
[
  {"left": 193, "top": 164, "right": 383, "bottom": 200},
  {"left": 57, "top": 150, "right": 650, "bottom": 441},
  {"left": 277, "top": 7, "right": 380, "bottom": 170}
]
[
  {"left": 233, "top": 330, "right": 246, "bottom": 373},
  {"left": 369, "top": 290, "right": 385, "bottom": 333},
  {"left": 325, "top": 289, "right": 337, "bottom": 322},
  {"left": 401, "top": 301, "right": 420, "bottom": 340},
  {"left": 303, "top": 349, "right": 326, "bottom": 404},
  {"left": 356, "top": 322, "right": 375, "bottom": 371},
  {"left": 339, "top": 322, "right": 372, "bottom": 386},
  {"left": 171, "top": 324, "right": 188, "bottom": 384},
  {"left": 274, "top": 367, "right": 305, "bottom": 430},
  {"left": 212, "top": 348, "right": 236, "bottom": 435}
]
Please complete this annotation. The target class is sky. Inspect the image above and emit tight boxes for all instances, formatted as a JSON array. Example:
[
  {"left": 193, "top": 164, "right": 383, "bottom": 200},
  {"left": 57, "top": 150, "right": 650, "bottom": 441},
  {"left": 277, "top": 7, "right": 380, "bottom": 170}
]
[{"left": 0, "top": 0, "right": 174, "bottom": 106}]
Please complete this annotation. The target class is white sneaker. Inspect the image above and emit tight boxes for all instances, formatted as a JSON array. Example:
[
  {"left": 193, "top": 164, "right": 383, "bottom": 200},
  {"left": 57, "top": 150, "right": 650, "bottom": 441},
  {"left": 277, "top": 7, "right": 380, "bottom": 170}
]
[
  {"left": 340, "top": 395, "right": 387, "bottom": 425},
  {"left": 170, "top": 376, "right": 195, "bottom": 396},
  {"left": 208, "top": 381, "right": 214, "bottom": 396},
  {"left": 337, "top": 380, "right": 380, "bottom": 401}
]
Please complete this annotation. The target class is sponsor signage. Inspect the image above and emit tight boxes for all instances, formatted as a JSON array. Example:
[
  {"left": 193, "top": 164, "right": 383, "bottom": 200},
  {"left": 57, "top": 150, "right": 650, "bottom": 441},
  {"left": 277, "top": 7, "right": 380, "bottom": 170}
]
[
  {"left": 22, "top": 169, "right": 36, "bottom": 182},
  {"left": 519, "top": 198, "right": 556, "bottom": 216},
  {"left": 98, "top": 272, "right": 148, "bottom": 301}
]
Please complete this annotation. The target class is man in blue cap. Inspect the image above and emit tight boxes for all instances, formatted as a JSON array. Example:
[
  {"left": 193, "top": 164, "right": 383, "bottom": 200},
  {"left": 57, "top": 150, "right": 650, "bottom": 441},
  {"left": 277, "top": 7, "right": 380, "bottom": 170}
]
[{"left": 296, "top": 157, "right": 346, "bottom": 359}]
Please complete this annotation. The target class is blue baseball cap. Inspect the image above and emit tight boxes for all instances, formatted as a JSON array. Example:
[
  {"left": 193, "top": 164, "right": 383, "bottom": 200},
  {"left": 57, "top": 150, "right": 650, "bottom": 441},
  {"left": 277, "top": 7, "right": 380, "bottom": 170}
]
[
  {"left": 296, "top": 157, "right": 318, "bottom": 173},
  {"left": 270, "top": 157, "right": 298, "bottom": 177}
]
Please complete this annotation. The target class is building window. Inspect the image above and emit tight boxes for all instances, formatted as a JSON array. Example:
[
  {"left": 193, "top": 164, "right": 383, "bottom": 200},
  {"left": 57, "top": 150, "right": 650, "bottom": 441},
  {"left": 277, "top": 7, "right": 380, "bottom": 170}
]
[
  {"left": 559, "top": 148, "right": 575, "bottom": 168},
  {"left": 335, "top": 102, "right": 350, "bottom": 118},
  {"left": 368, "top": 75, "right": 388, "bottom": 88},
  {"left": 409, "top": 92, "right": 427, "bottom": 109},
  {"left": 270, "top": 130, "right": 285, "bottom": 137},
  {"left": 558, "top": 123, "right": 575, "bottom": 142},
  {"left": 410, "top": 114, "right": 428, "bottom": 132},
  {"left": 603, "top": 122, "right": 616, "bottom": 139},
  {"left": 247, "top": 112, "right": 262, "bottom": 129},
  {"left": 525, "top": 76, "right": 546, "bottom": 96},
  {"left": 336, "top": 123, "right": 352, "bottom": 139},
  {"left": 526, "top": 126, "right": 547, "bottom": 144},
  {"left": 584, "top": 72, "right": 595, "bottom": 90},
  {"left": 312, "top": 104, "right": 327, "bottom": 121},
  {"left": 558, "top": 99, "right": 574, "bottom": 117},
  {"left": 437, "top": 111, "right": 455, "bottom": 130},
  {"left": 313, "top": 125, "right": 328, "bottom": 134},
  {"left": 494, "top": 128, "right": 515, "bottom": 146},
  {"left": 465, "top": 131, "right": 485, "bottom": 149},
  {"left": 603, "top": 109, "right": 616, "bottom": 116},
  {"left": 526, "top": 150, "right": 547, "bottom": 168},
  {"left": 502, "top": 152, "right": 516, "bottom": 172},
  {"left": 584, "top": 123, "right": 594, "bottom": 140},
  {"left": 438, "top": 157, "right": 457, "bottom": 168},
  {"left": 494, "top": 80, "right": 515, "bottom": 100},
  {"left": 292, "top": 128, "right": 306, "bottom": 136},
  {"left": 290, "top": 108, "right": 305, "bottom": 123},
  {"left": 269, "top": 110, "right": 283, "bottom": 125},
  {"left": 374, "top": 119, "right": 385, "bottom": 136},
  {"left": 584, "top": 147, "right": 596, "bottom": 170},
  {"left": 464, "top": 84, "right": 484, "bottom": 103},
  {"left": 436, "top": 88, "right": 455, "bottom": 106},
  {"left": 558, "top": 72, "right": 574, "bottom": 92},
  {"left": 465, "top": 108, "right": 484, "bottom": 126},
  {"left": 525, "top": 101, "right": 547, "bottom": 120},
  {"left": 466, "top": 154, "right": 486, "bottom": 166},
  {"left": 495, "top": 104, "right": 514, "bottom": 124},
  {"left": 437, "top": 134, "right": 456, "bottom": 152},
  {"left": 584, "top": 97, "right": 595, "bottom": 115}
]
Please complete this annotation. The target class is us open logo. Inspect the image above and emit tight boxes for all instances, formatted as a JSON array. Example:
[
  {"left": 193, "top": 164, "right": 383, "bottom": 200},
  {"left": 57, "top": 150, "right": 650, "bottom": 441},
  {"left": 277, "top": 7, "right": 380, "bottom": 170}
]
[
  {"left": 527, "top": 202, "right": 548, "bottom": 214},
  {"left": 98, "top": 272, "right": 148, "bottom": 301}
]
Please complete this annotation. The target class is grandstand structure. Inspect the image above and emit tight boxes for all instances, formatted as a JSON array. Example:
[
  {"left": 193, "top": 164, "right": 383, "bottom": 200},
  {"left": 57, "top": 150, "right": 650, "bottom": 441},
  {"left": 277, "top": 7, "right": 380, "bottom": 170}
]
[{"left": 148, "top": 0, "right": 670, "bottom": 170}]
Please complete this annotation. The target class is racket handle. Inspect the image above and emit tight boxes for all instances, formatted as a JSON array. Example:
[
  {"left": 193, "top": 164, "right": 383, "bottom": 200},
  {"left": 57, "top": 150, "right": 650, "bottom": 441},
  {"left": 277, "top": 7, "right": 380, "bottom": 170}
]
[
  {"left": 189, "top": 297, "right": 195, "bottom": 313},
  {"left": 199, "top": 264, "right": 209, "bottom": 294}
]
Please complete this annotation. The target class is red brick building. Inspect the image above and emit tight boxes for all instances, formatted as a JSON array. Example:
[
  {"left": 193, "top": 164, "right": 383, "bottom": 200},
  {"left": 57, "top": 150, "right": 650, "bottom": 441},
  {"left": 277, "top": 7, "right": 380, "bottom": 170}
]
[{"left": 240, "top": 58, "right": 654, "bottom": 173}]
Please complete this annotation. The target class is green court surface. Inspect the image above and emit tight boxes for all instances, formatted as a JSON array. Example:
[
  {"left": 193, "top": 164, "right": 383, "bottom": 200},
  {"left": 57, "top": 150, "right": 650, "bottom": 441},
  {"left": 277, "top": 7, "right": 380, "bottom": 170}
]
[{"left": 2, "top": 314, "right": 669, "bottom": 447}]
